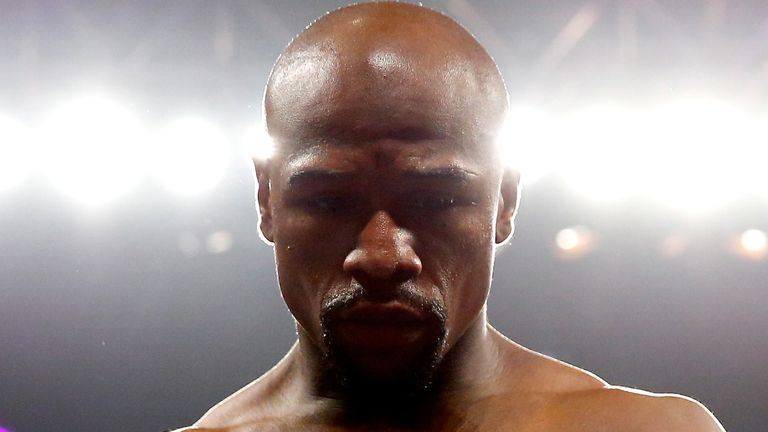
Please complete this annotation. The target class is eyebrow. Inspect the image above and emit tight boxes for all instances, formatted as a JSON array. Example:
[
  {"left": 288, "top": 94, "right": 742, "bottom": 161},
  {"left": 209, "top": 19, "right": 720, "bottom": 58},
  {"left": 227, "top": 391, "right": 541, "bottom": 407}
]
[
  {"left": 401, "top": 167, "right": 479, "bottom": 184},
  {"left": 287, "top": 166, "right": 480, "bottom": 188},
  {"left": 287, "top": 169, "right": 356, "bottom": 187}
]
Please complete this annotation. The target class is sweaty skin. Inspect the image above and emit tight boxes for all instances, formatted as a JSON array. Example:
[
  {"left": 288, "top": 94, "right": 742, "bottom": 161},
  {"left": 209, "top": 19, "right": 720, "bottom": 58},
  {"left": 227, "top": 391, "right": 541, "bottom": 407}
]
[{"left": 175, "top": 3, "right": 724, "bottom": 431}]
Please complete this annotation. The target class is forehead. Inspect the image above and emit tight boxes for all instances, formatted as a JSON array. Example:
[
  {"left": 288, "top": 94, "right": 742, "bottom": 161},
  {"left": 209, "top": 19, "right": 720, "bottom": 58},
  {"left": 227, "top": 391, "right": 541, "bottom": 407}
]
[
  {"left": 269, "top": 36, "right": 504, "bottom": 142},
  {"left": 269, "top": 53, "right": 498, "bottom": 170}
]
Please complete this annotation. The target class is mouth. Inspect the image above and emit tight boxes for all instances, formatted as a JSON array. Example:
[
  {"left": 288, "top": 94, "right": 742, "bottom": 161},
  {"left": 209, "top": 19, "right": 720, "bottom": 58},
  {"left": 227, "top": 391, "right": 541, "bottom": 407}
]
[
  {"left": 331, "top": 301, "right": 436, "bottom": 350},
  {"left": 339, "top": 301, "right": 429, "bottom": 323}
]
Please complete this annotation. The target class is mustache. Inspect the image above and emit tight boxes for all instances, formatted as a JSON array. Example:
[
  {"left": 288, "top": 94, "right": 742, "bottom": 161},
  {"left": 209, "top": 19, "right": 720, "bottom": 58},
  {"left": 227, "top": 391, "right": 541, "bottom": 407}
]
[{"left": 320, "top": 282, "right": 446, "bottom": 323}]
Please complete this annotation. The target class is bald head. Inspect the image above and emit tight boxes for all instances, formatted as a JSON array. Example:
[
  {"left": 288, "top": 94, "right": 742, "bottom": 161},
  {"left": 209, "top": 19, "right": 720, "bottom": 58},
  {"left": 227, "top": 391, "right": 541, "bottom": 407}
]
[
  {"left": 264, "top": 2, "right": 508, "bottom": 157},
  {"left": 253, "top": 3, "right": 521, "bottom": 394}
]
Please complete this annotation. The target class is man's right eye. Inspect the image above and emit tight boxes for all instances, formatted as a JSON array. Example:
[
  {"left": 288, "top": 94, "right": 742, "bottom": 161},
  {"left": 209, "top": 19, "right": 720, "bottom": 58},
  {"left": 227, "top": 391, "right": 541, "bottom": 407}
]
[{"left": 301, "top": 196, "right": 354, "bottom": 212}]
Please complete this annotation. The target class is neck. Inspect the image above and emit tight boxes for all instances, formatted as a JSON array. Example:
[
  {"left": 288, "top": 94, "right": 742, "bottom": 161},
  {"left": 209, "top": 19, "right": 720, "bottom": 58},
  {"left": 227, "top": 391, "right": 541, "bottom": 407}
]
[{"left": 289, "top": 308, "right": 505, "bottom": 425}]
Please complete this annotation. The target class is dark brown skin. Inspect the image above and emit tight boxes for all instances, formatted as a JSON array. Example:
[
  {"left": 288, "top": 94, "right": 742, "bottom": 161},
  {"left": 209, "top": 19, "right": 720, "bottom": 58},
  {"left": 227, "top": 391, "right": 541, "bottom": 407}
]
[{"left": 174, "top": 3, "right": 724, "bottom": 431}]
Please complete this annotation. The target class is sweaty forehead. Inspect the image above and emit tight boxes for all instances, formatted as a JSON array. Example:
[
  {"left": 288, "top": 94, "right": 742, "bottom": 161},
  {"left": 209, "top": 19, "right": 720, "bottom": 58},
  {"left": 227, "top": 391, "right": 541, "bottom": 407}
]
[{"left": 264, "top": 3, "right": 507, "bottom": 154}]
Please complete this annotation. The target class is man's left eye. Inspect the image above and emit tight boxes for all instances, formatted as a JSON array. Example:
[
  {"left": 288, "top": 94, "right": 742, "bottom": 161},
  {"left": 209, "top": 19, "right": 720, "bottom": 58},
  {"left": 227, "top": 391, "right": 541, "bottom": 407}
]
[
  {"left": 304, "top": 196, "right": 354, "bottom": 212},
  {"left": 409, "top": 195, "right": 460, "bottom": 210}
]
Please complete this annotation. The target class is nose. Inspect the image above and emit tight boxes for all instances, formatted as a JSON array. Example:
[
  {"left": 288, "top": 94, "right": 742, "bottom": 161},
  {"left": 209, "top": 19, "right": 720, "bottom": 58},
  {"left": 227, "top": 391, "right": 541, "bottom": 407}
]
[{"left": 343, "top": 211, "right": 422, "bottom": 290}]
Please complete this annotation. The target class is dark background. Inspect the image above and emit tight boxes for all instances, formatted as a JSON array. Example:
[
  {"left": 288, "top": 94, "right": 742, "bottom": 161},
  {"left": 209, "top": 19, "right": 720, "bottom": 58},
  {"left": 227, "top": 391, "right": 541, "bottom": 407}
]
[{"left": 1, "top": 1, "right": 766, "bottom": 431}]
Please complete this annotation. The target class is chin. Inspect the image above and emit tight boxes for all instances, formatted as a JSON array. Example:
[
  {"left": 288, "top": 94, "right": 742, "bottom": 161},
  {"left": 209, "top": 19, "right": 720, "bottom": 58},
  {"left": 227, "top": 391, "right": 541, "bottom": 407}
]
[{"left": 321, "top": 317, "right": 448, "bottom": 401}]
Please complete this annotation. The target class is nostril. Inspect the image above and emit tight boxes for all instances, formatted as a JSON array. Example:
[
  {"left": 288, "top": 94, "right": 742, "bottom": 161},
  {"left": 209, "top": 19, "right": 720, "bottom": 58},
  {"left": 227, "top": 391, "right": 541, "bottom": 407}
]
[
  {"left": 395, "top": 252, "right": 422, "bottom": 277},
  {"left": 343, "top": 246, "right": 422, "bottom": 281},
  {"left": 343, "top": 211, "right": 422, "bottom": 281}
]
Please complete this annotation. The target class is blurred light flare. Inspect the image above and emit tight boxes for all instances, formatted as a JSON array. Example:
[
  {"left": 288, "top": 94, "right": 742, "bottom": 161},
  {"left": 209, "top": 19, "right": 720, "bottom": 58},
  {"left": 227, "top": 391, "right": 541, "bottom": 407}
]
[
  {"left": 738, "top": 229, "right": 767, "bottom": 260},
  {"left": 206, "top": 230, "right": 234, "bottom": 254},
  {"left": 497, "top": 106, "right": 563, "bottom": 185},
  {"left": 560, "top": 105, "right": 649, "bottom": 202},
  {"left": 556, "top": 228, "right": 581, "bottom": 250},
  {"left": 647, "top": 98, "right": 759, "bottom": 212},
  {"left": 242, "top": 123, "right": 274, "bottom": 161},
  {"left": 500, "top": 97, "right": 764, "bottom": 211},
  {"left": 151, "top": 117, "right": 231, "bottom": 197},
  {"left": 1, "top": 93, "right": 762, "bottom": 209},
  {"left": 41, "top": 96, "right": 147, "bottom": 205},
  {"left": 0, "top": 115, "right": 35, "bottom": 192},
  {"left": 555, "top": 226, "right": 596, "bottom": 260}
]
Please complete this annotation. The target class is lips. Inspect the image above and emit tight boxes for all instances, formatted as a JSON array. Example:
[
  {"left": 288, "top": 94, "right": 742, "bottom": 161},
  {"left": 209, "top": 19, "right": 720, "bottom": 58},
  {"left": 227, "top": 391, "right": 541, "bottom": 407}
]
[
  {"left": 332, "top": 301, "right": 435, "bottom": 350},
  {"left": 338, "top": 301, "right": 429, "bottom": 324}
]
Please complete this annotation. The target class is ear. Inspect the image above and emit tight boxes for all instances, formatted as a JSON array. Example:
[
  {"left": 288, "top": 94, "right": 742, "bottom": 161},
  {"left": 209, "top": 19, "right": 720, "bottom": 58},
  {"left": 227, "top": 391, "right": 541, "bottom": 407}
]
[
  {"left": 495, "top": 168, "right": 521, "bottom": 244},
  {"left": 253, "top": 158, "right": 275, "bottom": 244}
]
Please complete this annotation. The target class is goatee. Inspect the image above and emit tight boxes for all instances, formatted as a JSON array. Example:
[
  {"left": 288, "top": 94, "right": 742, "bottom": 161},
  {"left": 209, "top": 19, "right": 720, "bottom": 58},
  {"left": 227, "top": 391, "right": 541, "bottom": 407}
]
[{"left": 318, "top": 284, "right": 448, "bottom": 414}]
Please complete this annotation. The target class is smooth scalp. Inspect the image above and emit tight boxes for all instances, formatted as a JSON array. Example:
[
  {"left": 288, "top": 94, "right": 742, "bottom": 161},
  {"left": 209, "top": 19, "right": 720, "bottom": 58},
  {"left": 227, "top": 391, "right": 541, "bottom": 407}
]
[{"left": 263, "top": 1, "right": 509, "bottom": 161}]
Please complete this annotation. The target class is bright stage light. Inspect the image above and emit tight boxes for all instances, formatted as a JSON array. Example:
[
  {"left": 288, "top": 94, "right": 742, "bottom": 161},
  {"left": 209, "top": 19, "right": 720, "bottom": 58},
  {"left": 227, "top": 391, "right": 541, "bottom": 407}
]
[
  {"left": 496, "top": 106, "right": 563, "bottom": 185},
  {"left": 738, "top": 112, "right": 768, "bottom": 199},
  {"left": 740, "top": 229, "right": 767, "bottom": 254},
  {"left": 555, "top": 226, "right": 596, "bottom": 260},
  {"left": 648, "top": 98, "right": 757, "bottom": 212},
  {"left": 556, "top": 227, "right": 581, "bottom": 251},
  {"left": 151, "top": 117, "right": 231, "bottom": 196},
  {"left": 560, "top": 105, "right": 650, "bottom": 201},
  {"left": 556, "top": 98, "right": 764, "bottom": 209},
  {"left": 206, "top": 230, "right": 233, "bottom": 254},
  {"left": 41, "top": 96, "right": 147, "bottom": 205},
  {"left": 242, "top": 123, "right": 274, "bottom": 161},
  {"left": 0, "top": 115, "right": 35, "bottom": 192}
]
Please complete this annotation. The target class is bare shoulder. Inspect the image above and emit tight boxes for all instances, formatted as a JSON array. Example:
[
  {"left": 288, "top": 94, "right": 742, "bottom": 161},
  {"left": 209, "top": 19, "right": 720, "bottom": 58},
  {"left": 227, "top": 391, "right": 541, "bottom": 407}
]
[
  {"left": 500, "top": 344, "right": 724, "bottom": 431},
  {"left": 175, "top": 348, "right": 302, "bottom": 431},
  {"left": 168, "top": 428, "right": 227, "bottom": 432},
  {"left": 550, "top": 385, "right": 725, "bottom": 431},
  {"left": 189, "top": 375, "right": 291, "bottom": 431},
  {"left": 169, "top": 423, "right": 282, "bottom": 432}
]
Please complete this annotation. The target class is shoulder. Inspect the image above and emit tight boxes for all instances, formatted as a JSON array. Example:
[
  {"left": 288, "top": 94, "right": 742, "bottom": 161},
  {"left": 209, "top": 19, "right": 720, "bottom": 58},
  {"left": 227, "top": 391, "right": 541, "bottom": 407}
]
[
  {"left": 549, "top": 386, "right": 725, "bottom": 431},
  {"left": 168, "top": 423, "right": 284, "bottom": 432},
  {"left": 167, "top": 428, "right": 223, "bottom": 432},
  {"left": 180, "top": 348, "right": 307, "bottom": 431},
  {"left": 187, "top": 378, "right": 289, "bottom": 431},
  {"left": 494, "top": 342, "right": 724, "bottom": 431}
]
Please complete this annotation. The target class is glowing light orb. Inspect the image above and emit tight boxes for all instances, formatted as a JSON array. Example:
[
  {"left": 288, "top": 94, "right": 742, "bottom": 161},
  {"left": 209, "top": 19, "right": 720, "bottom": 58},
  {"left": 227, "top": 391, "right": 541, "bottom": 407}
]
[
  {"left": 206, "top": 230, "right": 233, "bottom": 254},
  {"left": 560, "top": 105, "right": 649, "bottom": 202},
  {"left": 555, "top": 226, "right": 596, "bottom": 260},
  {"left": 738, "top": 113, "right": 768, "bottom": 199},
  {"left": 648, "top": 98, "right": 754, "bottom": 212},
  {"left": 0, "top": 115, "right": 35, "bottom": 192},
  {"left": 41, "top": 96, "right": 147, "bottom": 205},
  {"left": 496, "top": 106, "right": 563, "bottom": 185},
  {"left": 242, "top": 123, "right": 274, "bottom": 161},
  {"left": 151, "top": 117, "right": 231, "bottom": 196},
  {"left": 740, "top": 229, "right": 767, "bottom": 254},
  {"left": 556, "top": 228, "right": 581, "bottom": 251}
]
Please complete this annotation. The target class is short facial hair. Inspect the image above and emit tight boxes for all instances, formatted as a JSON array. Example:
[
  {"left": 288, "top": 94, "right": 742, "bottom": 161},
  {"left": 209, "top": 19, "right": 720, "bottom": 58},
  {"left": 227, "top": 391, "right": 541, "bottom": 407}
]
[{"left": 318, "top": 283, "right": 448, "bottom": 410}]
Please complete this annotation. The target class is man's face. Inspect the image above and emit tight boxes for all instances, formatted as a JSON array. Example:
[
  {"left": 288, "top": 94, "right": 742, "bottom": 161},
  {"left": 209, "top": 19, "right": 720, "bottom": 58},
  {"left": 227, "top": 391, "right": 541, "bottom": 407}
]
[{"left": 261, "top": 44, "right": 507, "bottom": 391}]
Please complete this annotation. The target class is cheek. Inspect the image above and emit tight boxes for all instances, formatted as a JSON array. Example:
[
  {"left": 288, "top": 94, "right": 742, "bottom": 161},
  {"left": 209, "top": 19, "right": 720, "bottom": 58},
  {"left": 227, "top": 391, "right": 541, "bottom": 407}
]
[
  {"left": 418, "top": 209, "right": 495, "bottom": 343},
  {"left": 272, "top": 209, "right": 358, "bottom": 340}
]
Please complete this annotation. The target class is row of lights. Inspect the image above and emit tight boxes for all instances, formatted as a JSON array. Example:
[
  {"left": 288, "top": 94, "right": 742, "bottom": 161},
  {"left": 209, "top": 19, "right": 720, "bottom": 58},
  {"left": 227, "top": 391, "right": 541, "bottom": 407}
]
[
  {"left": 555, "top": 227, "right": 768, "bottom": 261},
  {"left": 0, "top": 95, "right": 273, "bottom": 205},
  {"left": 1, "top": 93, "right": 766, "bottom": 210},
  {"left": 172, "top": 226, "right": 768, "bottom": 261},
  {"left": 498, "top": 98, "right": 768, "bottom": 212}
]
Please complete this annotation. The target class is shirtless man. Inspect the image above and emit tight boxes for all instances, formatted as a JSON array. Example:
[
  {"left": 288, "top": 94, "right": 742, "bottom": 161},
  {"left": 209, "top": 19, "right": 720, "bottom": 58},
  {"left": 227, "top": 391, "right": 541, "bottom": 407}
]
[{"left": 175, "top": 3, "right": 725, "bottom": 431}]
